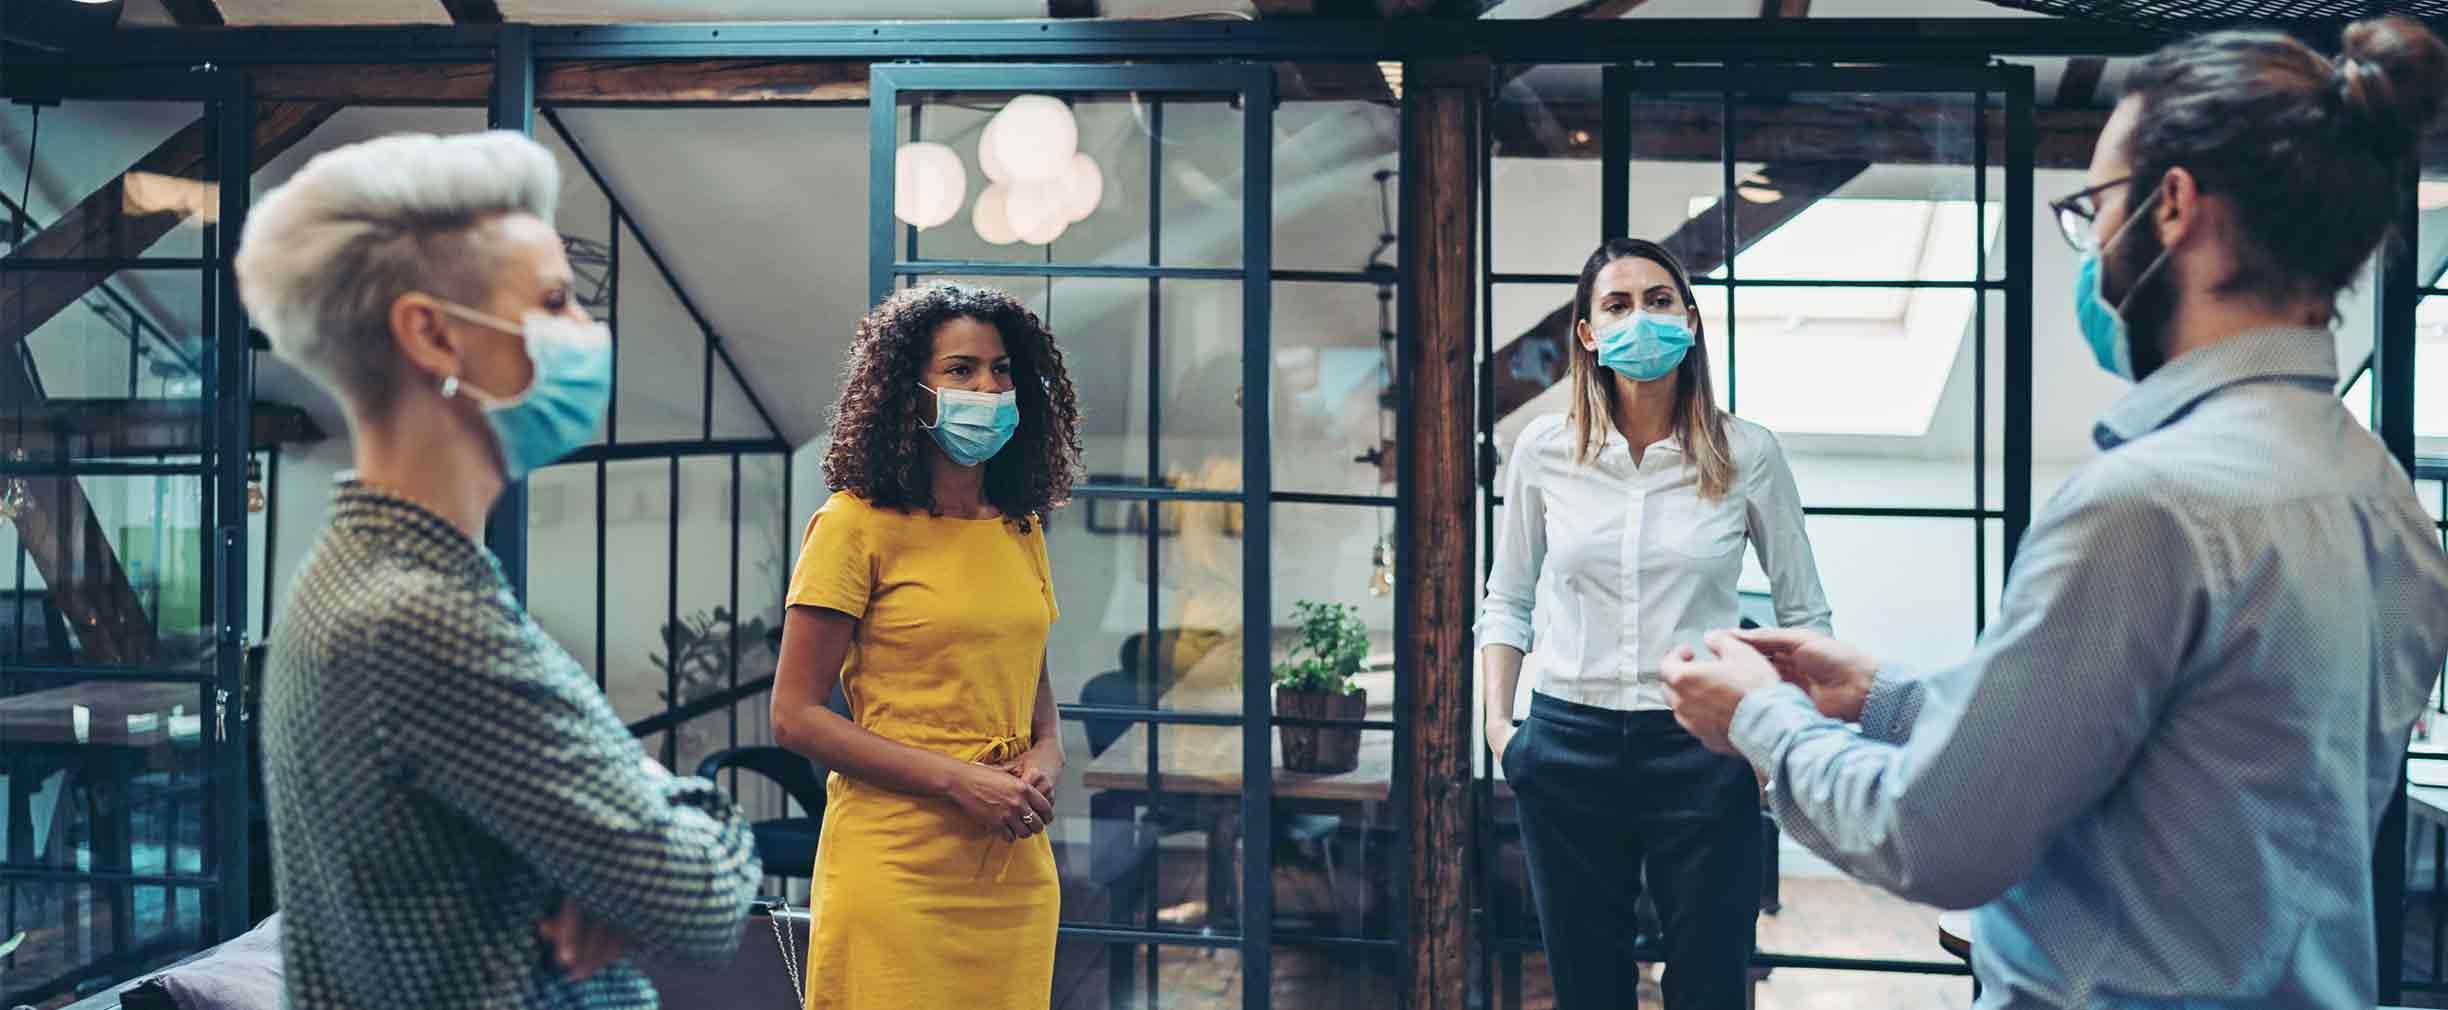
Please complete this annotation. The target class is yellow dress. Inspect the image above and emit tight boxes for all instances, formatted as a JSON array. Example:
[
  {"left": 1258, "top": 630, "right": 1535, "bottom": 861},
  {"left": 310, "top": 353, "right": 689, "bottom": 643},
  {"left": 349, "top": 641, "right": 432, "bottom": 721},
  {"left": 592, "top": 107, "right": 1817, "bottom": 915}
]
[{"left": 786, "top": 492, "right": 1060, "bottom": 1010}]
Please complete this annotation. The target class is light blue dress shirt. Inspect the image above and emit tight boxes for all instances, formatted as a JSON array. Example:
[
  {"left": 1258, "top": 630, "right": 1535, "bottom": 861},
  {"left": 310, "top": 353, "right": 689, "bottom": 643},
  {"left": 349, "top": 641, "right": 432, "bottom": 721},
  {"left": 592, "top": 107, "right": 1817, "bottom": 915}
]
[{"left": 1730, "top": 327, "right": 2448, "bottom": 1009}]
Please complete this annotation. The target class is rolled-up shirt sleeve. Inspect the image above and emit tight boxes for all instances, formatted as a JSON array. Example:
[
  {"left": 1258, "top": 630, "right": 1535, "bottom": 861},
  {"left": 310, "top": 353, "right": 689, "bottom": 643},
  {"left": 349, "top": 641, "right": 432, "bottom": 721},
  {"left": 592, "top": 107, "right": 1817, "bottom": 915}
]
[
  {"left": 1744, "top": 428, "right": 1833, "bottom": 636},
  {"left": 1727, "top": 468, "right": 2206, "bottom": 910},
  {"left": 1476, "top": 428, "right": 1547, "bottom": 654}
]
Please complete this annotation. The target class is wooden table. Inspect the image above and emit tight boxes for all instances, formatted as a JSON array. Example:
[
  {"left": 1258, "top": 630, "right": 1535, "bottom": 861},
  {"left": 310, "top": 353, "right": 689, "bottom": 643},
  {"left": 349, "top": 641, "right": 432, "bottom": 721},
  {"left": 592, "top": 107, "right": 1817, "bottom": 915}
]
[{"left": 1, "top": 680, "right": 206, "bottom": 987}]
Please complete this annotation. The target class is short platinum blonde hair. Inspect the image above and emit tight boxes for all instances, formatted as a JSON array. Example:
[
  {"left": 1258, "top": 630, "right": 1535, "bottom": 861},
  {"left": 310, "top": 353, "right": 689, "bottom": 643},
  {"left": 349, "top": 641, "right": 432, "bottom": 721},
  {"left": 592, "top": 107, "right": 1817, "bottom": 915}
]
[{"left": 235, "top": 130, "right": 559, "bottom": 410}]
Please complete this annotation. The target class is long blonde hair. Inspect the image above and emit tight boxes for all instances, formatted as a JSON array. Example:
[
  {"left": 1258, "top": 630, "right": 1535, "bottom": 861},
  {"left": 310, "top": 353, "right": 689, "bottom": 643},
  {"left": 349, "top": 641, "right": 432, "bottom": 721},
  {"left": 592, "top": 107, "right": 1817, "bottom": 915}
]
[{"left": 1565, "top": 238, "right": 1735, "bottom": 498}]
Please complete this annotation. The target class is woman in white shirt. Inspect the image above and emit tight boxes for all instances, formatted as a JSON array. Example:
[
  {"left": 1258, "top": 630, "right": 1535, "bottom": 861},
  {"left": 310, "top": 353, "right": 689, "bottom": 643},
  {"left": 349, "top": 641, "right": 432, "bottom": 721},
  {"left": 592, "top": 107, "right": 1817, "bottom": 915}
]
[{"left": 1478, "top": 237, "right": 1831, "bottom": 1010}]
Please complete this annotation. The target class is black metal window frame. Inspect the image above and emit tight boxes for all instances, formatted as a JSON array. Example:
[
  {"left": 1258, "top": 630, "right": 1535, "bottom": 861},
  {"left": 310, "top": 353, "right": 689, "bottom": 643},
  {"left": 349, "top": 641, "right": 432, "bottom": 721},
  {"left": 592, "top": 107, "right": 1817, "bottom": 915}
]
[
  {"left": 866, "top": 61, "right": 1424, "bottom": 1010},
  {"left": 0, "top": 65, "right": 256, "bottom": 1007},
  {"left": 500, "top": 74, "right": 799, "bottom": 776}
]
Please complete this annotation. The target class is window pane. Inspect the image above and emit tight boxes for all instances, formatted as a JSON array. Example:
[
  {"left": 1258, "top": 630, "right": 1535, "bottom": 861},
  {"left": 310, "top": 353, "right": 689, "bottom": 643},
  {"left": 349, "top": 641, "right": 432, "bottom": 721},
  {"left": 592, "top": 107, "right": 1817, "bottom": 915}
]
[
  {"left": 1272, "top": 282, "right": 1397, "bottom": 498},
  {"left": 525, "top": 462, "right": 601, "bottom": 677},
  {"left": 1730, "top": 92, "right": 1980, "bottom": 283},
  {"left": 1273, "top": 943, "right": 1399, "bottom": 1009},
  {"left": 1270, "top": 732, "right": 1396, "bottom": 942},
  {"left": 1794, "top": 515, "right": 1976, "bottom": 670},
  {"left": 0, "top": 472, "right": 213, "bottom": 670},
  {"left": 1048, "top": 495, "right": 1246, "bottom": 718},
  {"left": 1, "top": 881, "right": 211, "bottom": 1007},
  {"left": 1065, "top": 714, "right": 1246, "bottom": 937},
  {"left": 2, "top": 99, "right": 210, "bottom": 262},
  {"left": 1490, "top": 65, "right": 1603, "bottom": 278},
  {"left": 897, "top": 91, "right": 1242, "bottom": 269},
  {"left": 616, "top": 216, "right": 708, "bottom": 443},
  {"left": 668, "top": 456, "right": 742, "bottom": 781},
  {"left": 1272, "top": 90, "right": 1398, "bottom": 275},
  {"left": 603, "top": 458, "right": 672, "bottom": 731},
  {"left": 1721, "top": 285, "right": 1975, "bottom": 446},
  {"left": 18, "top": 269, "right": 206, "bottom": 413}
]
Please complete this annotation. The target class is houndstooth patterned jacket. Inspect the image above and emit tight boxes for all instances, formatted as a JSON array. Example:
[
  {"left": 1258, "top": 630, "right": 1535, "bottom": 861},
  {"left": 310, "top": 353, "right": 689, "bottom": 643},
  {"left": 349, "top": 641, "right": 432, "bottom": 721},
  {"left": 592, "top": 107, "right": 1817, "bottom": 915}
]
[{"left": 262, "top": 481, "right": 762, "bottom": 1009}]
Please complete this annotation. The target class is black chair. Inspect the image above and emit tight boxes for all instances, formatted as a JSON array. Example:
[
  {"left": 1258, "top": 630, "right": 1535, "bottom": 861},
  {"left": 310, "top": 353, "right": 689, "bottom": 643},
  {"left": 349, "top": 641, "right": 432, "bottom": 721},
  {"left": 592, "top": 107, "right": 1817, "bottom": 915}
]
[{"left": 697, "top": 694, "right": 845, "bottom": 883}]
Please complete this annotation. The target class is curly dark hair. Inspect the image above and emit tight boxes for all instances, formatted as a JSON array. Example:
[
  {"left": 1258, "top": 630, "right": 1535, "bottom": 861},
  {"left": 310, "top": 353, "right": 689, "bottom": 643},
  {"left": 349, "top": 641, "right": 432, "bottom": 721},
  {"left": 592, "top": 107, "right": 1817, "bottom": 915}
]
[{"left": 821, "top": 284, "right": 1083, "bottom": 531}]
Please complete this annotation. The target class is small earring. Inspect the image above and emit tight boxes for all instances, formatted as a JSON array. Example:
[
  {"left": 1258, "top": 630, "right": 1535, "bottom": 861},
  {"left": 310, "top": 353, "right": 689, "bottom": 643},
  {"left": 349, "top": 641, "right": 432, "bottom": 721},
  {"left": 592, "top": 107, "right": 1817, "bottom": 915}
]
[{"left": 440, "top": 375, "right": 460, "bottom": 400}]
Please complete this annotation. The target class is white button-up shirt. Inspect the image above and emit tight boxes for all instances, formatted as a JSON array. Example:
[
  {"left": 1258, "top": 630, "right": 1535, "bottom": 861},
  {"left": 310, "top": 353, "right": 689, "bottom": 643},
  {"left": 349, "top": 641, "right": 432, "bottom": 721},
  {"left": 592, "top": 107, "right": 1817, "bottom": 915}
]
[{"left": 1477, "top": 412, "right": 1833, "bottom": 712}]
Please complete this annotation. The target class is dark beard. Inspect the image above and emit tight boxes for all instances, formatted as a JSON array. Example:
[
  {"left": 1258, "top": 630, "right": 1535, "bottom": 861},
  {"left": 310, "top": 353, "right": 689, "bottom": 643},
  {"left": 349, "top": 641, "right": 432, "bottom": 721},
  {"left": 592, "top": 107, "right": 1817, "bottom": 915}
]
[{"left": 2101, "top": 218, "right": 2177, "bottom": 380}]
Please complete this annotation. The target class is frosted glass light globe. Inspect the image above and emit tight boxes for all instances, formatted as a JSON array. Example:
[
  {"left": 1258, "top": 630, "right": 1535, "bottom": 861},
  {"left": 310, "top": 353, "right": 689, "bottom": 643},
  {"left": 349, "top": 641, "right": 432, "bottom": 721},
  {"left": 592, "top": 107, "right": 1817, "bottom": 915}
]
[
  {"left": 977, "top": 127, "right": 1014, "bottom": 185},
  {"left": 1055, "top": 152, "right": 1103, "bottom": 223},
  {"left": 985, "top": 95, "right": 1079, "bottom": 183},
  {"left": 893, "top": 142, "right": 966, "bottom": 230},
  {"left": 972, "top": 183, "right": 1020, "bottom": 245},
  {"left": 1004, "top": 179, "right": 1068, "bottom": 243},
  {"left": 1018, "top": 213, "right": 1067, "bottom": 247}
]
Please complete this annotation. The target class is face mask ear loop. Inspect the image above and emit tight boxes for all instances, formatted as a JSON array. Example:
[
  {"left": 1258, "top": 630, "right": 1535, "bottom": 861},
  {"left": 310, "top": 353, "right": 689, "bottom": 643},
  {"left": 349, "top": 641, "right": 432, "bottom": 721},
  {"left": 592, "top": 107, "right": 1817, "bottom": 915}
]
[{"left": 915, "top": 384, "right": 943, "bottom": 431}]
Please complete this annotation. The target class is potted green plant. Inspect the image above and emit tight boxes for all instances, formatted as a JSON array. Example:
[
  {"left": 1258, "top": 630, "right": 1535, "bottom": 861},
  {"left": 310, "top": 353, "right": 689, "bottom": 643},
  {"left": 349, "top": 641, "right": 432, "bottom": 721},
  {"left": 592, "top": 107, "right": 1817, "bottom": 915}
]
[{"left": 1273, "top": 600, "right": 1369, "bottom": 774}]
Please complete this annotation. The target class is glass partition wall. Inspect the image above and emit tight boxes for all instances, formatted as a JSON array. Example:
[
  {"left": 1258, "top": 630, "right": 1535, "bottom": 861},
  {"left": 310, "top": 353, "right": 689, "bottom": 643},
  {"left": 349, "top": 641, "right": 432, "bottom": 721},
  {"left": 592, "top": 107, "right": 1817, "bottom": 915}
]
[{"left": 0, "top": 70, "right": 254, "bottom": 1008}]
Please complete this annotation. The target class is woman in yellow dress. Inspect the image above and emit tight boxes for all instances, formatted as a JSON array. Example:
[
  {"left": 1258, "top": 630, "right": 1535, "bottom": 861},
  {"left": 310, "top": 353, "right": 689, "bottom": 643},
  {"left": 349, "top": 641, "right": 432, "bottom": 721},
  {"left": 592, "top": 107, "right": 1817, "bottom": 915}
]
[{"left": 770, "top": 283, "right": 1083, "bottom": 1010}]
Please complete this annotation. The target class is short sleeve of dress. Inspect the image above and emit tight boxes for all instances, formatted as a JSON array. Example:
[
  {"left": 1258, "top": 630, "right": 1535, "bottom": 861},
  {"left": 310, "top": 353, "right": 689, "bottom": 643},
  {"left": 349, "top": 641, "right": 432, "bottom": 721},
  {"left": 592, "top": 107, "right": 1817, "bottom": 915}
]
[{"left": 786, "top": 494, "right": 879, "bottom": 619}]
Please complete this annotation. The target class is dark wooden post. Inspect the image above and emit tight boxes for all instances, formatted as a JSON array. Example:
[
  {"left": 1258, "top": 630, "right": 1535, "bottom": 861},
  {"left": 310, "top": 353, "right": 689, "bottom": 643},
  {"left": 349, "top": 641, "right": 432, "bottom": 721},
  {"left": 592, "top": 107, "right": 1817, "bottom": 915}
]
[{"left": 1399, "top": 59, "right": 1483, "bottom": 1010}]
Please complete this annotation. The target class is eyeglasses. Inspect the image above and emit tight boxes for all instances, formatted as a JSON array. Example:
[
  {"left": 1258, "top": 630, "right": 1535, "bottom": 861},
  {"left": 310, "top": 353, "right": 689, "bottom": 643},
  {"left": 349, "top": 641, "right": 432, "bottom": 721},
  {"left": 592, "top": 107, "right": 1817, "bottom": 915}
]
[{"left": 2048, "top": 175, "right": 2131, "bottom": 253}]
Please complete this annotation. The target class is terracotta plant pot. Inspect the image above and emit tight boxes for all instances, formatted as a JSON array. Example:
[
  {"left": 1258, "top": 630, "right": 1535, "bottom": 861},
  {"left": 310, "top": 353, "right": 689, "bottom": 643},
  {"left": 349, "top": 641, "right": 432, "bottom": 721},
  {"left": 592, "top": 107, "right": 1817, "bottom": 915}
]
[{"left": 1276, "top": 686, "right": 1367, "bottom": 774}]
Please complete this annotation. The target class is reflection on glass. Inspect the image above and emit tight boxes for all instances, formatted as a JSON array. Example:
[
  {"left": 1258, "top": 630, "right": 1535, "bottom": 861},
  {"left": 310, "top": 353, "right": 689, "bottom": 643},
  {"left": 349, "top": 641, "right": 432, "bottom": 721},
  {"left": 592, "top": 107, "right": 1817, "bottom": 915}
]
[
  {"left": 1269, "top": 734, "right": 1398, "bottom": 943},
  {"left": 1273, "top": 283, "right": 1399, "bottom": 498},
  {"left": 1065, "top": 714, "right": 1245, "bottom": 935},
  {"left": 1, "top": 100, "right": 212, "bottom": 262},
  {"left": 0, "top": 473, "right": 212, "bottom": 669},
  {"left": 1273, "top": 945, "right": 1400, "bottom": 1010},
  {"left": 0, "top": 680, "right": 215, "bottom": 999},
  {"left": 1731, "top": 92, "right": 1979, "bottom": 282},
  {"left": 1271, "top": 95, "right": 1399, "bottom": 274},
  {"left": 19, "top": 270, "right": 207, "bottom": 411},
  {"left": 525, "top": 462, "right": 601, "bottom": 674},
  {"left": 1489, "top": 65, "right": 1604, "bottom": 277},
  {"left": 603, "top": 459, "right": 671, "bottom": 728}
]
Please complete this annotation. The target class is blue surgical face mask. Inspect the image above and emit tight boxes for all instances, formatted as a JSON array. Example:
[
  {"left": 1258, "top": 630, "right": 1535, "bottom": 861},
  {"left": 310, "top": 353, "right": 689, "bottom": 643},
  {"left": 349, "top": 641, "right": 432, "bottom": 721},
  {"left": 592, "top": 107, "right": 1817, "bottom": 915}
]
[
  {"left": 2072, "top": 188, "right": 2169, "bottom": 383},
  {"left": 434, "top": 300, "right": 613, "bottom": 481},
  {"left": 919, "top": 384, "right": 1019, "bottom": 468},
  {"left": 1593, "top": 311, "right": 1694, "bottom": 381}
]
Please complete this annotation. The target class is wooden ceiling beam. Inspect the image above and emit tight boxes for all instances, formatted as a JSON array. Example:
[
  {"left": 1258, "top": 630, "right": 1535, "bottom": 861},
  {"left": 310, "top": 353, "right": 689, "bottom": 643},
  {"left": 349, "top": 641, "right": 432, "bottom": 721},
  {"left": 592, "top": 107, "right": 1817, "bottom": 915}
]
[
  {"left": 437, "top": 0, "right": 504, "bottom": 24},
  {"left": 248, "top": 60, "right": 870, "bottom": 105},
  {"left": 157, "top": 0, "right": 225, "bottom": 28},
  {"left": 2058, "top": 56, "right": 2108, "bottom": 108}
]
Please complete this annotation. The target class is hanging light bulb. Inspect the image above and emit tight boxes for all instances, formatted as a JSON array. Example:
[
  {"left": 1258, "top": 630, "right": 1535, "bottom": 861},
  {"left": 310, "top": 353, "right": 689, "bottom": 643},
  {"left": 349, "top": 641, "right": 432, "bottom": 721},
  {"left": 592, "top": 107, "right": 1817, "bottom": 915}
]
[
  {"left": 1005, "top": 178, "right": 1068, "bottom": 243},
  {"left": 1367, "top": 536, "right": 1394, "bottom": 598},
  {"left": 972, "top": 183, "right": 1020, "bottom": 245},
  {"left": 1055, "top": 152, "right": 1104, "bottom": 223},
  {"left": 893, "top": 141, "right": 968, "bottom": 230},
  {"left": 0, "top": 449, "right": 29, "bottom": 523},
  {"left": 246, "top": 458, "right": 266, "bottom": 514},
  {"left": 984, "top": 95, "right": 1080, "bottom": 183},
  {"left": 977, "top": 126, "right": 1015, "bottom": 185}
]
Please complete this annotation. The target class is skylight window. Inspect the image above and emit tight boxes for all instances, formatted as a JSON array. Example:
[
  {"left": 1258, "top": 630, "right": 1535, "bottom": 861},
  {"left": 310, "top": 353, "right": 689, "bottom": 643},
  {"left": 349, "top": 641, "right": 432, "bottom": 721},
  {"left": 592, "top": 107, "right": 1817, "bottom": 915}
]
[{"left": 1682, "top": 197, "right": 1998, "bottom": 436}]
